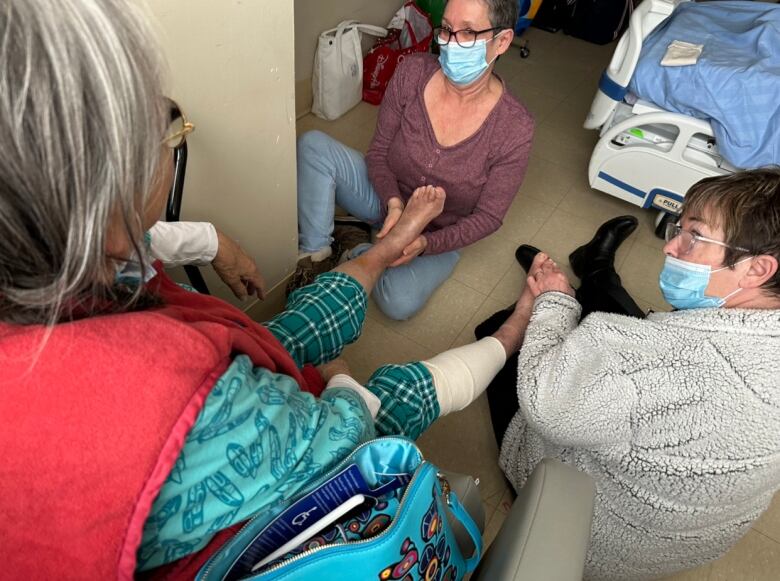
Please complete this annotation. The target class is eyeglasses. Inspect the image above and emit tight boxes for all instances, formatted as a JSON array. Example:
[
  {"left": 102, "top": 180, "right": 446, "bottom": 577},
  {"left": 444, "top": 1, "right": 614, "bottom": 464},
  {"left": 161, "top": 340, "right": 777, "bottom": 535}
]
[
  {"left": 434, "top": 25, "right": 503, "bottom": 48},
  {"left": 664, "top": 222, "right": 749, "bottom": 256},
  {"left": 162, "top": 99, "right": 195, "bottom": 149}
]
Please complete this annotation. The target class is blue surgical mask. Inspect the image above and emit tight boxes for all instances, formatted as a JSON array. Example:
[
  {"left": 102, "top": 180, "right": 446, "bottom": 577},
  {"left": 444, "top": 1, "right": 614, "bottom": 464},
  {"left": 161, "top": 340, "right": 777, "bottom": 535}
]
[
  {"left": 439, "top": 38, "right": 497, "bottom": 86},
  {"left": 659, "top": 255, "right": 749, "bottom": 309}
]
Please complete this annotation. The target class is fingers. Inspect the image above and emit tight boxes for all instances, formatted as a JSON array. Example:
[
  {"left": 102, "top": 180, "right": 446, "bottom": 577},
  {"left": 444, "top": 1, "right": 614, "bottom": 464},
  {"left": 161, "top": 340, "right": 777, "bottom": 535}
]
[
  {"left": 242, "top": 270, "right": 267, "bottom": 300},
  {"left": 226, "top": 276, "right": 249, "bottom": 300},
  {"left": 388, "top": 235, "right": 425, "bottom": 267},
  {"left": 376, "top": 206, "right": 402, "bottom": 239},
  {"left": 525, "top": 251, "right": 574, "bottom": 298}
]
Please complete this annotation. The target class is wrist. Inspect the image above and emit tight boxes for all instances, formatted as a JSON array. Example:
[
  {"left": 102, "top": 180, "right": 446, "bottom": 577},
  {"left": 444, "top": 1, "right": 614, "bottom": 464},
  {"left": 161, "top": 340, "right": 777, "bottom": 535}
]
[{"left": 207, "top": 226, "right": 221, "bottom": 264}]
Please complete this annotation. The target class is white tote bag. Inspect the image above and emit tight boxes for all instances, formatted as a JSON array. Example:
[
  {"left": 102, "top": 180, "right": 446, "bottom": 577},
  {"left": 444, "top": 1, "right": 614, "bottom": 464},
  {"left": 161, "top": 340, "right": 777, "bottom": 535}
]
[{"left": 312, "top": 20, "right": 387, "bottom": 121}]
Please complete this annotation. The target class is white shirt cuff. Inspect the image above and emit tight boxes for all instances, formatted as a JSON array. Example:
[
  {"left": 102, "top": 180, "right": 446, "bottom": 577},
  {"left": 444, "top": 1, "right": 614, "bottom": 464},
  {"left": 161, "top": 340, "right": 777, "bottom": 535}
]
[
  {"left": 326, "top": 374, "right": 381, "bottom": 420},
  {"left": 148, "top": 221, "right": 219, "bottom": 267}
]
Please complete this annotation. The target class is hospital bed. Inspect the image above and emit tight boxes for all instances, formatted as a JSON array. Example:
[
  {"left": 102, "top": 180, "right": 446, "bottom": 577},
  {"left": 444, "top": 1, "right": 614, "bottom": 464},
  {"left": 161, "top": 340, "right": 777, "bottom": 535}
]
[{"left": 582, "top": 0, "right": 779, "bottom": 236}]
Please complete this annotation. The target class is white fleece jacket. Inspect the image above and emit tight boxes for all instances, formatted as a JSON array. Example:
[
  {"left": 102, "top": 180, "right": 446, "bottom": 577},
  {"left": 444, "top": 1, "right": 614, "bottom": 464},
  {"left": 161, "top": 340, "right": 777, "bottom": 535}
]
[{"left": 499, "top": 292, "right": 780, "bottom": 580}]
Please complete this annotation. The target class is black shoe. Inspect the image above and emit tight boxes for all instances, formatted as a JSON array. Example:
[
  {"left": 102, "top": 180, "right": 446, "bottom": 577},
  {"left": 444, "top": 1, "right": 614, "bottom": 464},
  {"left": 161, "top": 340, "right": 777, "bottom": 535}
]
[
  {"left": 569, "top": 215, "right": 638, "bottom": 278},
  {"left": 515, "top": 244, "right": 542, "bottom": 273}
]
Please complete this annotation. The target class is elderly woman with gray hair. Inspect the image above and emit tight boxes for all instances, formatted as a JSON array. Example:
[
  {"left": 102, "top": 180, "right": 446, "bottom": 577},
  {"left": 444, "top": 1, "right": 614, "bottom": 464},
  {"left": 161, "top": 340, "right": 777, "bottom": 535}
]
[{"left": 0, "top": 1, "right": 535, "bottom": 578}]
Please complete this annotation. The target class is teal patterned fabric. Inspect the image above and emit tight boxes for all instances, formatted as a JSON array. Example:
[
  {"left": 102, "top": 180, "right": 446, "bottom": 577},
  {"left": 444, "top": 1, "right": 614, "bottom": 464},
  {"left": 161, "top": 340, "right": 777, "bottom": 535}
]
[
  {"left": 136, "top": 272, "right": 439, "bottom": 571},
  {"left": 366, "top": 363, "right": 439, "bottom": 441}
]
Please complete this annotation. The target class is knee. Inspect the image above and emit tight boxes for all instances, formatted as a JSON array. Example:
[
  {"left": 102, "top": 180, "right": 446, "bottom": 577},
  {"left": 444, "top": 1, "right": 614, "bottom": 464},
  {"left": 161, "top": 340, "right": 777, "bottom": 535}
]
[
  {"left": 297, "top": 130, "right": 333, "bottom": 158},
  {"left": 373, "top": 288, "right": 426, "bottom": 321}
]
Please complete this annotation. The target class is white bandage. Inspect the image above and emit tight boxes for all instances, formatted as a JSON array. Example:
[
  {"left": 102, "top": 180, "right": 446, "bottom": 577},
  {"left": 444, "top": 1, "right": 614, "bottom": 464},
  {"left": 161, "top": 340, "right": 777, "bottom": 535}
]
[{"left": 422, "top": 337, "right": 507, "bottom": 416}]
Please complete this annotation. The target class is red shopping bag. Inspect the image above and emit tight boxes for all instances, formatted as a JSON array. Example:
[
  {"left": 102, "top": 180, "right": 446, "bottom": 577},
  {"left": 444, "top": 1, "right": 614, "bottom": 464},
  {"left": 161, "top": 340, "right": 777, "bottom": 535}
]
[{"left": 363, "top": 1, "right": 433, "bottom": 105}]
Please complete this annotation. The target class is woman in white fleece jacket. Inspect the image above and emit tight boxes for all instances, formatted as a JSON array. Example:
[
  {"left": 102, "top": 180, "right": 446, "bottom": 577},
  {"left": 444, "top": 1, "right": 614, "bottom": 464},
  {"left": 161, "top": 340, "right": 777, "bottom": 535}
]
[{"left": 491, "top": 169, "right": 780, "bottom": 580}]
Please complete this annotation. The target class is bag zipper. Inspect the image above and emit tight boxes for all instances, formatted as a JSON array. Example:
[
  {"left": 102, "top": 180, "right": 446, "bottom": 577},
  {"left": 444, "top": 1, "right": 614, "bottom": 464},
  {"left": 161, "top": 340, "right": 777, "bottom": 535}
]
[
  {"left": 199, "top": 437, "right": 423, "bottom": 581},
  {"left": 251, "top": 462, "right": 436, "bottom": 578}
]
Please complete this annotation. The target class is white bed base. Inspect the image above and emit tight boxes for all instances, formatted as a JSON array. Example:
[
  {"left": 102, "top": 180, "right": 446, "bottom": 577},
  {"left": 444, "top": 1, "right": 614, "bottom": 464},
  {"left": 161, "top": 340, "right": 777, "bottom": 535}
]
[{"left": 583, "top": 0, "right": 734, "bottom": 223}]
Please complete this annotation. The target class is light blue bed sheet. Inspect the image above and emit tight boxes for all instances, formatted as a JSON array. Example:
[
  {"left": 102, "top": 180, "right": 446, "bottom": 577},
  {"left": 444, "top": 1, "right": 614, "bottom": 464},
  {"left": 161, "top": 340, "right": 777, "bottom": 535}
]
[{"left": 628, "top": 1, "right": 780, "bottom": 169}]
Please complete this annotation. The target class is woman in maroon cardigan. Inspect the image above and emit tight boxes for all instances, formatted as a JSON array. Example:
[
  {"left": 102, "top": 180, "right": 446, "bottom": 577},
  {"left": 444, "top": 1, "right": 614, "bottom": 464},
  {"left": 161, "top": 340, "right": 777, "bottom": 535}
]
[{"left": 295, "top": 0, "right": 535, "bottom": 320}]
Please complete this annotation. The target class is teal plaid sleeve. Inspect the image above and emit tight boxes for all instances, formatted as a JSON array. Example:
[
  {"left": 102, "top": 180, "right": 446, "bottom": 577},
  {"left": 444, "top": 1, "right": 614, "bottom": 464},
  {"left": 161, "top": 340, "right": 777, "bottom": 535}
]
[
  {"left": 265, "top": 272, "right": 367, "bottom": 368},
  {"left": 364, "top": 362, "right": 440, "bottom": 441}
]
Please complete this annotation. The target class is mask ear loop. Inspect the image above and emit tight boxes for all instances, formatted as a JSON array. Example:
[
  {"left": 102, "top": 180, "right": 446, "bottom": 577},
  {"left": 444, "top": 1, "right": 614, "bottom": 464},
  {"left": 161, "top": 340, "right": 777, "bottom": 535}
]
[
  {"left": 710, "top": 256, "right": 754, "bottom": 305},
  {"left": 487, "top": 30, "right": 508, "bottom": 67}
]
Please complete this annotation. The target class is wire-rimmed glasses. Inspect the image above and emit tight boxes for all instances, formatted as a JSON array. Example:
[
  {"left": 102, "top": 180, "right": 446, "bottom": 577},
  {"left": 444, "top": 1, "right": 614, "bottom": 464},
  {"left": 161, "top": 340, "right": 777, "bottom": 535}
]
[
  {"left": 162, "top": 99, "right": 194, "bottom": 149},
  {"left": 664, "top": 222, "right": 749, "bottom": 255}
]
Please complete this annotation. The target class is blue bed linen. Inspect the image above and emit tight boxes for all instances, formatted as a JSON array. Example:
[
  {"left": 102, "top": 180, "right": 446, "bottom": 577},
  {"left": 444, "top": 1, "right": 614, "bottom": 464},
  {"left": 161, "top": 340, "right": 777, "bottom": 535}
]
[{"left": 628, "top": 1, "right": 780, "bottom": 169}]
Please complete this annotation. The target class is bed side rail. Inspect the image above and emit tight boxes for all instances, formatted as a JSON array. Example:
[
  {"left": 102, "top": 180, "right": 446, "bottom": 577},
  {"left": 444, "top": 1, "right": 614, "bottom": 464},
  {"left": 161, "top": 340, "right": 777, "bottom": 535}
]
[{"left": 584, "top": 0, "right": 681, "bottom": 130}]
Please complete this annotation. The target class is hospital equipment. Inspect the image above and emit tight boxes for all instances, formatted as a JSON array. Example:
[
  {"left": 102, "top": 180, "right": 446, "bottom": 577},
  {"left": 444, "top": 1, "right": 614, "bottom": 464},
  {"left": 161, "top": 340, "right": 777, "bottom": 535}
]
[{"left": 583, "top": 0, "right": 780, "bottom": 236}]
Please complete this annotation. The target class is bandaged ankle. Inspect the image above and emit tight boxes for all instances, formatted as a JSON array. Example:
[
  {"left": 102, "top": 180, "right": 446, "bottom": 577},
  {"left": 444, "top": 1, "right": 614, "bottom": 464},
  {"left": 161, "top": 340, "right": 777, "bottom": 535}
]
[{"left": 422, "top": 337, "right": 507, "bottom": 416}]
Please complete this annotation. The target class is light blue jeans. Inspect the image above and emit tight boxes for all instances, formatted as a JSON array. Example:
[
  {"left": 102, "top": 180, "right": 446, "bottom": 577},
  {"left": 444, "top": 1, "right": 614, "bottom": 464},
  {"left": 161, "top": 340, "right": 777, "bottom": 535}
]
[{"left": 297, "top": 130, "right": 459, "bottom": 320}]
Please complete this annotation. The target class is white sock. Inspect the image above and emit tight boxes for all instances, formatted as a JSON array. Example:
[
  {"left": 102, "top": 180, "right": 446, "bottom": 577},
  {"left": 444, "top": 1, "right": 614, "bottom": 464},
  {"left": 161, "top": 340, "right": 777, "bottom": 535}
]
[
  {"left": 422, "top": 337, "right": 507, "bottom": 416},
  {"left": 298, "top": 246, "right": 332, "bottom": 262}
]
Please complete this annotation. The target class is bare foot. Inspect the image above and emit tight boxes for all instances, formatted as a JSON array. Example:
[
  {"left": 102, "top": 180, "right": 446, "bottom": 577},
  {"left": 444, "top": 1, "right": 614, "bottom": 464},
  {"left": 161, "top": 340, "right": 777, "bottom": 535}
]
[
  {"left": 331, "top": 186, "right": 445, "bottom": 294},
  {"left": 375, "top": 186, "right": 445, "bottom": 261}
]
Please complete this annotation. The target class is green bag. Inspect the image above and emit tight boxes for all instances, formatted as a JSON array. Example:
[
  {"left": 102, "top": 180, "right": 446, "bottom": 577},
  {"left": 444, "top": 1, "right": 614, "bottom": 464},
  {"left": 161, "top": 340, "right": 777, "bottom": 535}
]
[{"left": 416, "top": 0, "right": 445, "bottom": 27}]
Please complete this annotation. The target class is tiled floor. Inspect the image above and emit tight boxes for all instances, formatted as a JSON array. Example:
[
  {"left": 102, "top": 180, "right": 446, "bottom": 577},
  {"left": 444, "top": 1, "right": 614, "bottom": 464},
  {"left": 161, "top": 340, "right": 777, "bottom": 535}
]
[{"left": 296, "top": 27, "right": 780, "bottom": 580}]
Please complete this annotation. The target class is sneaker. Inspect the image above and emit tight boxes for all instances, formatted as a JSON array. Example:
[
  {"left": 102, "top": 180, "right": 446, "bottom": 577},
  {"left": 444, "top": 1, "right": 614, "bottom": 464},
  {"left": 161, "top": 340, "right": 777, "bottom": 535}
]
[
  {"left": 285, "top": 255, "right": 336, "bottom": 297},
  {"left": 332, "top": 220, "right": 372, "bottom": 263},
  {"left": 297, "top": 245, "right": 332, "bottom": 263}
]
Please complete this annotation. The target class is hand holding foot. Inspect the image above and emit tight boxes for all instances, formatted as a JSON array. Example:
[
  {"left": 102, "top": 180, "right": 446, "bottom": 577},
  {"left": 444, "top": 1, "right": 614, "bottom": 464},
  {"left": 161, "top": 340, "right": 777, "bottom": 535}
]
[
  {"left": 526, "top": 252, "right": 575, "bottom": 298},
  {"left": 332, "top": 185, "right": 444, "bottom": 295},
  {"left": 376, "top": 197, "right": 404, "bottom": 239},
  {"left": 374, "top": 185, "right": 445, "bottom": 264},
  {"left": 390, "top": 235, "right": 427, "bottom": 267}
]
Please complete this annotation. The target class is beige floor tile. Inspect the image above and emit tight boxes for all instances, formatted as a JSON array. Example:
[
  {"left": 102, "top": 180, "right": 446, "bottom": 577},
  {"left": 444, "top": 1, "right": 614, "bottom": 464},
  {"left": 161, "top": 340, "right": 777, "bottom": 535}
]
[
  {"left": 417, "top": 393, "right": 508, "bottom": 507},
  {"left": 341, "top": 316, "right": 433, "bottom": 384},
  {"left": 528, "top": 209, "right": 621, "bottom": 269},
  {"left": 554, "top": 34, "right": 617, "bottom": 74},
  {"left": 452, "top": 232, "right": 519, "bottom": 296},
  {"left": 709, "top": 530, "right": 780, "bottom": 581},
  {"left": 489, "top": 259, "right": 528, "bottom": 308},
  {"left": 559, "top": 180, "right": 646, "bottom": 225},
  {"left": 493, "top": 486, "right": 515, "bottom": 516},
  {"left": 367, "top": 277, "right": 488, "bottom": 353},
  {"left": 481, "top": 482, "right": 512, "bottom": 514},
  {"left": 660, "top": 563, "right": 713, "bottom": 581},
  {"left": 753, "top": 491, "right": 780, "bottom": 543},
  {"left": 499, "top": 38, "right": 596, "bottom": 99},
  {"left": 450, "top": 295, "right": 510, "bottom": 350},
  {"left": 501, "top": 193, "right": 559, "bottom": 244},
  {"left": 296, "top": 101, "right": 378, "bottom": 153},
  {"left": 531, "top": 122, "right": 597, "bottom": 173},
  {"left": 504, "top": 78, "right": 564, "bottom": 125},
  {"left": 542, "top": 85, "right": 602, "bottom": 137},
  {"left": 516, "top": 156, "right": 580, "bottom": 207},
  {"left": 481, "top": 505, "right": 509, "bottom": 552}
]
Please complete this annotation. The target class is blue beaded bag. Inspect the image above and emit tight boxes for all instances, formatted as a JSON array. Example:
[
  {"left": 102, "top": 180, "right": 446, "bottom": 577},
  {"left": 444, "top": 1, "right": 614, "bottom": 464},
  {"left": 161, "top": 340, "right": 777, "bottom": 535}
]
[{"left": 196, "top": 437, "right": 482, "bottom": 581}]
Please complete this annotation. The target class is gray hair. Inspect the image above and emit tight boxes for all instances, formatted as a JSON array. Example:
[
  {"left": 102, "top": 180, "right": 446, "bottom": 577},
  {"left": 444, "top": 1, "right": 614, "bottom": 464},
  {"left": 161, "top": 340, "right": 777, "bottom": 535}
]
[
  {"left": 483, "top": 0, "right": 519, "bottom": 30},
  {"left": 443, "top": 0, "right": 519, "bottom": 33},
  {"left": 0, "top": 0, "right": 167, "bottom": 325}
]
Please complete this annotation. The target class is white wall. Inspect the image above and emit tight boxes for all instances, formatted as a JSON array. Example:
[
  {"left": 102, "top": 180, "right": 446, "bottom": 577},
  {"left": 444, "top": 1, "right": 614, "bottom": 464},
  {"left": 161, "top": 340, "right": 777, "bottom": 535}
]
[
  {"left": 294, "top": 0, "right": 400, "bottom": 116},
  {"left": 149, "top": 0, "right": 298, "bottom": 310}
]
